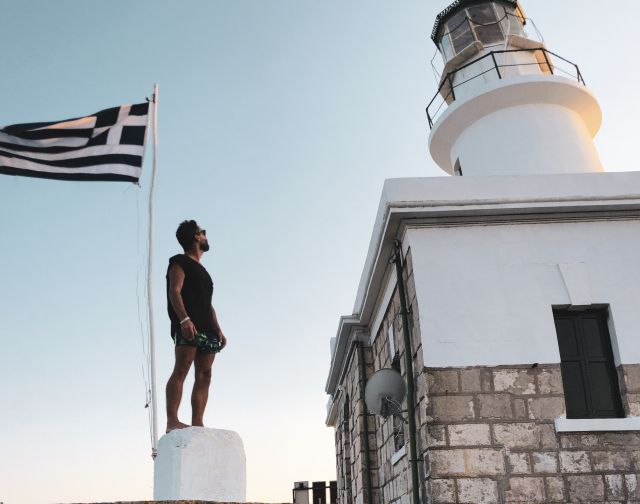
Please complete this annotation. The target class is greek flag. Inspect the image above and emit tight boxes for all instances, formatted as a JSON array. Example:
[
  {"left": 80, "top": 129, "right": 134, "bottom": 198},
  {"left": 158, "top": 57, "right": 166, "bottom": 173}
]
[{"left": 0, "top": 102, "right": 149, "bottom": 182}]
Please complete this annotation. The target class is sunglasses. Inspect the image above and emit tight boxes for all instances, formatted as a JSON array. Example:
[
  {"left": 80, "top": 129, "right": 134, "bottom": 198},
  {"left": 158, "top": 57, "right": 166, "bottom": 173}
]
[{"left": 196, "top": 229, "right": 206, "bottom": 236}]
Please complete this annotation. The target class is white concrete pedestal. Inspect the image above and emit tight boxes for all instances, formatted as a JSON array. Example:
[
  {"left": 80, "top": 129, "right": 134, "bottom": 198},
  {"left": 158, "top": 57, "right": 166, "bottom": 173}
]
[{"left": 153, "top": 427, "right": 246, "bottom": 502}]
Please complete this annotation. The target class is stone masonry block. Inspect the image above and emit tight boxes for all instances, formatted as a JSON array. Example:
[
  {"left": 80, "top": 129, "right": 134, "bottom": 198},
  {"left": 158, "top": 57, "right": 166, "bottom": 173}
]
[
  {"left": 426, "top": 424, "right": 447, "bottom": 447},
  {"left": 560, "top": 434, "right": 582, "bottom": 449},
  {"left": 599, "top": 432, "right": 640, "bottom": 448},
  {"left": 462, "top": 448, "right": 506, "bottom": 476},
  {"left": 456, "top": 478, "right": 499, "bottom": 504},
  {"left": 493, "top": 423, "right": 540, "bottom": 449},
  {"left": 415, "top": 373, "right": 428, "bottom": 401},
  {"left": 504, "top": 476, "right": 545, "bottom": 502},
  {"left": 428, "top": 370, "right": 460, "bottom": 394},
  {"left": 460, "top": 368, "right": 482, "bottom": 392},
  {"left": 494, "top": 369, "right": 536, "bottom": 395},
  {"left": 545, "top": 476, "right": 565, "bottom": 502},
  {"left": 507, "top": 452, "right": 530, "bottom": 474},
  {"left": 527, "top": 397, "right": 566, "bottom": 420},
  {"left": 628, "top": 394, "right": 640, "bottom": 416},
  {"left": 430, "top": 449, "right": 504, "bottom": 477},
  {"left": 538, "top": 423, "right": 559, "bottom": 449},
  {"left": 480, "top": 369, "right": 493, "bottom": 392},
  {"left": 624, "top": 364, "right": 640, "bottom": 392},
  {"left": 591, "top": 450, "right": 633, "bottom": 472},
  {"left": 478, "top": 394, "right": 512, "bottom": 419},
  {"left": 430, "top": 396, "right": 475, "bottom": 422},
  {"left": 567, "top": 475, "right": 604, "bottom": 501},
  {"left": 430, "top": 479, "right": 456, "bottom": 504},
  {"left": 626, "top": 474, "right": 639, "bottom": 499},
  {"left": 579, "top": 434, "right": 600, "bottom": 447},
  {"left": 414, "top": 346, "right": 425, "bottom": 374},
  {"left": 448, "top": 424, "right": 491, "bottom": 446},
  {"left": 396, "top": 472, "right": 408, "bottom": 496},
  {"left": 513, "top": 398, "right": 527, "bottom": 419},
  {"left": 532, "top": 451, "right": 558, "bottom": 473},
  {"left": 605, "top": 474, "right": 626, "bottom": 501},
  {"left": 559, "top": 451, "right": 591, "bottom": 473},
  {"left": 406, "top": 273, "right": 416, "bottom": 304},
  {"left": 429, "top": 449, "right": 465, "bottom": 476},
  {"left": 537, "top": 368, "right": 564, "bottom": 395}
]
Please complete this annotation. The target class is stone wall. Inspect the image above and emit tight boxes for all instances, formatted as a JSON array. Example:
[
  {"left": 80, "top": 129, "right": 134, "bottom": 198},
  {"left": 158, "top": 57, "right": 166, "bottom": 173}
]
[
  {"left": 334, "top": 340, "right": 379, "bottom": 504},
  {"left": 370, "top": 248, "right": 426, "bottom": 504},
  {"left": 333, "top": 247, "right": 425, "bottom": 504},
  {"left": 425, "top": 364, "right": 640, "bottom": 503}
]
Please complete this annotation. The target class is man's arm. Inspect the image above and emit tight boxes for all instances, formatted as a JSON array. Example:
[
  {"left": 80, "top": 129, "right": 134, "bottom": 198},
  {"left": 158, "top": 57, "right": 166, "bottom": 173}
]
[
  {"left": 168, "top": 263, "right": 196, "bottom": 341},
  {"left": 211, "top": 304, "right": 227, "bottom": 348}
]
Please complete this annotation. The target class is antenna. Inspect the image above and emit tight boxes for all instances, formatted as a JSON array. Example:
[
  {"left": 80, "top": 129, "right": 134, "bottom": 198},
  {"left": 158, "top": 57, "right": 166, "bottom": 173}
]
[{"left": 364, "top": 368, "right": 406, "bottom": 418}]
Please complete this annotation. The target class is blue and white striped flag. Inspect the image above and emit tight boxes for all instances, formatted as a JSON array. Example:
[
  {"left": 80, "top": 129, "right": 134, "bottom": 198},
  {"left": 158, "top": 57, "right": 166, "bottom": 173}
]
[{"left": 0, "top": 102, "right": 149, "bottom": 182}]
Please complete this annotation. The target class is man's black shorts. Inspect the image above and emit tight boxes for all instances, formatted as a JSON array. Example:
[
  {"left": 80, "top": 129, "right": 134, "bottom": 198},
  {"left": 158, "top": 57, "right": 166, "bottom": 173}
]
[{"left": 172, "top": 330, "right": 222, "bottom": 354}]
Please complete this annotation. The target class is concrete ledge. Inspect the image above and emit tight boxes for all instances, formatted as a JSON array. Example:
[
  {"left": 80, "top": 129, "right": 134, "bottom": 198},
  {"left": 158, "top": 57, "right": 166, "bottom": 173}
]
[
  {"left": 554, "top": 416, "right": 640, "bottom": 432},
  {"left": 154, "top": 428, "right": 246, "bottom": 502}
]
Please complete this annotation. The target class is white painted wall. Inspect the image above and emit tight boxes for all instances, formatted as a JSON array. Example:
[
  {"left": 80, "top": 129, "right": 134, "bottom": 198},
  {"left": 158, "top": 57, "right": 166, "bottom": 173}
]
[
  {"left": 453, "top": 103, "right": 602, "bottom": 176},
  {"left": 451, "top": 47, "right": 543, "bottom": 103},
  {"left": 407, "top": 220, "right": 640, "bottom": 367}
]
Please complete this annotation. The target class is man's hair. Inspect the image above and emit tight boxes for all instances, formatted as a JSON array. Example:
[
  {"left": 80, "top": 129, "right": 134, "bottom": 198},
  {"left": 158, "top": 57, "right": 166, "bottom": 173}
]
[{"left": 176, "top": 220, "right": 199, "bottom": 251}]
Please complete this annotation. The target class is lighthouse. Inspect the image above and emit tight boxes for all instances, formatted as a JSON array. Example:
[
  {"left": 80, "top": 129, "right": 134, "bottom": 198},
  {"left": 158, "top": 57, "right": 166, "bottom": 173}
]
[
  {"left": 326, "top": 1, "right": 640, "bottom": 503},
  {"left": 428, "top": 0, "right": 602, "bottom": 177}
]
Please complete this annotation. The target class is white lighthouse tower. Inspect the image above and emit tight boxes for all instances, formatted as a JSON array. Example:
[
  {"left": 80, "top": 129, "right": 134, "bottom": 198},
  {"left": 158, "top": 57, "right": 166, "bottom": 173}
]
[
  {"left": 326, "top": 2, "right": 640, "bottom": 503},
  {"left": 428, "top": 0, "right": 602, "bottom": 176}
]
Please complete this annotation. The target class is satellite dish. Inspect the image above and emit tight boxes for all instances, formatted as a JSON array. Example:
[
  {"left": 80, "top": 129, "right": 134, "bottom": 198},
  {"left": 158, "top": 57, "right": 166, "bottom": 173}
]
[{"left": 365, "top": 368, "right": 406, "bottom": 418}]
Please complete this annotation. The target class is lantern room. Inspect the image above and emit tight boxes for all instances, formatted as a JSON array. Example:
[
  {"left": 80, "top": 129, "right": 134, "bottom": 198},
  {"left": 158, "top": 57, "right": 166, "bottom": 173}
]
[{"left": 430, "top": 0, "right": 557, "bottom": 106}]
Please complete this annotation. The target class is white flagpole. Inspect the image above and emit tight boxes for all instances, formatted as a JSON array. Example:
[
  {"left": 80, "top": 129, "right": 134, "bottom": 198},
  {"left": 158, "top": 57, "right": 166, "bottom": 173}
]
[{"left": 148, "top": 83, "right": 160, "bottom": 458}]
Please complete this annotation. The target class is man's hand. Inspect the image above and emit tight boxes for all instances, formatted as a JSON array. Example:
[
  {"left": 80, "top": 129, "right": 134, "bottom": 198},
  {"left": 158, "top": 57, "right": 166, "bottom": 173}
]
[
  {"left": 180, "top": 319, "right": 197, "bottom": 341},
  {"left": 219, "top": 332, "right": 227, "bottom": 349}
]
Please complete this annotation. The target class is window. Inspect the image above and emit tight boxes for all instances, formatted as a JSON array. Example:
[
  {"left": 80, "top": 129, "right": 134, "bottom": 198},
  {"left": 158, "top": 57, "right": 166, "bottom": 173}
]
[
  {"left": 553, "top": 309, "right": 624, "bottom": 419},
  {"left": 439, "top": 3, "right": 508, "bottom": 58},
  {"left": 454, "top": 158, "right": 463, "bottom": 176},
  {"left": 500, "top": 4, "right": 525, "bottom": 37},
  {"left": 390, "top": 354, "right": 405, "bottom": 452},
  {"left": 440, "top": 31, "right": 454, "bottom": 60},
  {"left": 468, "top": 4, "right": 503, "bottom": 45},
  {"left": 447, "top": 11, "right": 474, "bottom": 54}
]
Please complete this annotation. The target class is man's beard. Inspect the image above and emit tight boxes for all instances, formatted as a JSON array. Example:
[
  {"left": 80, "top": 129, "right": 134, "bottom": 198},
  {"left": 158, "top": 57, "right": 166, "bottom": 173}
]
[{"left": 199, "top": 240, "right": 210, "bottom": 252}]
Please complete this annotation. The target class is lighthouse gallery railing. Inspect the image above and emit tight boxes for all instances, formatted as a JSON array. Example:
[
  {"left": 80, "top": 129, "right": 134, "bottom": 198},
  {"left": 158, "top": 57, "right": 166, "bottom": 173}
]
[{"left": 426, "top": 48, "right": 585, "bottom": 128}]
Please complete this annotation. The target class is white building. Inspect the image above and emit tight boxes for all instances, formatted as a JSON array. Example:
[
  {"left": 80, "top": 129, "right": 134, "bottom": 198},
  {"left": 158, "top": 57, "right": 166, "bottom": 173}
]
[{"left": 325, "top": 1, "right": 640, "bottom": 503}]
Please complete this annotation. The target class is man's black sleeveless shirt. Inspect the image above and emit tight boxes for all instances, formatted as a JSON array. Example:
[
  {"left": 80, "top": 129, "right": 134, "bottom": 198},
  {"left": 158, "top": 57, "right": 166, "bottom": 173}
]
[{"left": 166, "top": 254, "right": 215, "bottom": 335}]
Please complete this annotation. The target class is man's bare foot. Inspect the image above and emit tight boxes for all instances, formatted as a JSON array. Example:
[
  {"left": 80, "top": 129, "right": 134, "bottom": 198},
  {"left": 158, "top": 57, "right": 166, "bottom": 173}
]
[{"left": 166, "top": 421, "right": 190, "bottom": 433}]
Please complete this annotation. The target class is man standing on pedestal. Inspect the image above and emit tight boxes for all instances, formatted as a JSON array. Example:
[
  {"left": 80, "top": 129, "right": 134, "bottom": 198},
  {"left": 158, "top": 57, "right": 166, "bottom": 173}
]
[{"left": 165, "top": 219, "right": 227, "bottom": 433}]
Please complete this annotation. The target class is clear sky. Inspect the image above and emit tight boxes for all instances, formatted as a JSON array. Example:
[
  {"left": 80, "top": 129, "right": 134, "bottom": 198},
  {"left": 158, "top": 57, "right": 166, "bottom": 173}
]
[{"left": 1, "top": 1, "right": 639, "bottom": 503}]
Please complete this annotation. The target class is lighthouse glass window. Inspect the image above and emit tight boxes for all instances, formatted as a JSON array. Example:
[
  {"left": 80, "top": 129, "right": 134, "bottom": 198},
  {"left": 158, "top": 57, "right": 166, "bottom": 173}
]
[
  {"left": 440, "top": 3, "right": 507, "bottom": 57},
  {"left": 468, "top": 4, "right": 503, "bottom": 46},
  {"left": 447, "top": 11, "right": 474, "bottom": 54}
]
